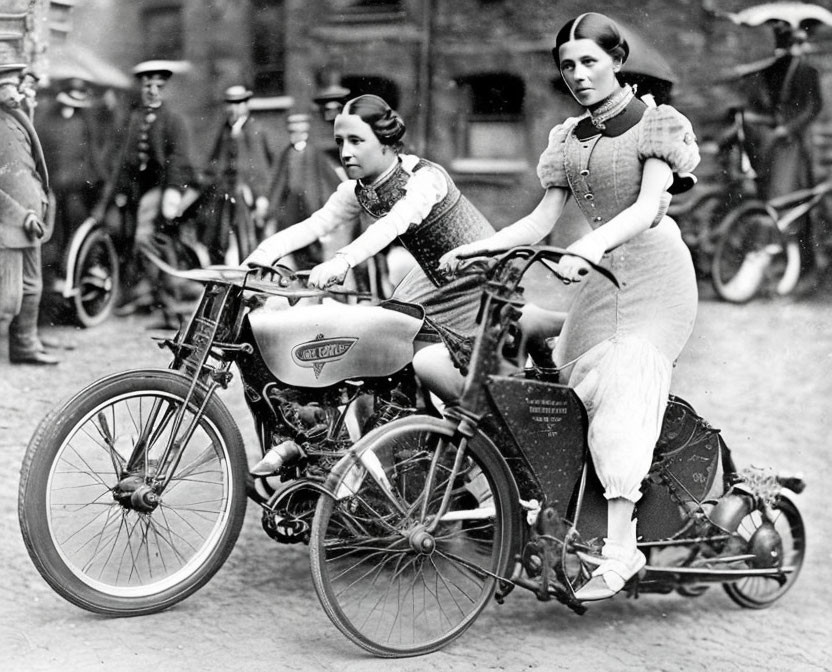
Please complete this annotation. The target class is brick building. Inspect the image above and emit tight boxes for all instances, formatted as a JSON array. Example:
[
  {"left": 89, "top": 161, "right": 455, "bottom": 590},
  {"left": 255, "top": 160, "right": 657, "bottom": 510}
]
[{"left": 33, "top": 0, "right": 832, "bottom": 224}]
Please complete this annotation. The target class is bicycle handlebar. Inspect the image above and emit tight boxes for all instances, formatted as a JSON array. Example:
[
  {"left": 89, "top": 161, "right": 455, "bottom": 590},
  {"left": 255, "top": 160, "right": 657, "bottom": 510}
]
[{"left": 456, "top": 245, "right": 620, "bottom": 290}]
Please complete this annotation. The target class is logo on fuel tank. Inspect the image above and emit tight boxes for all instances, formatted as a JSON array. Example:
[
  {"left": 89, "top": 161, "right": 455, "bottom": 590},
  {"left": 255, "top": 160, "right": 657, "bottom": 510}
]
[{"left": 292, "top": 333, "right": 358, "bottom": 378}]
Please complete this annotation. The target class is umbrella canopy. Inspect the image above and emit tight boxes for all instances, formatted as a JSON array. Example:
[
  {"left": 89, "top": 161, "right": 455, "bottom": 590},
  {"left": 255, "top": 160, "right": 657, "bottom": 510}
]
[
  {"left": 726, "top": 2, "right": 832, "bottom": 29},
  {"left": 616, "top": 20, "right": 677, "bottom": 83},
  {"left": 47, "top": 42, "right": 132, "bottom": 89}
]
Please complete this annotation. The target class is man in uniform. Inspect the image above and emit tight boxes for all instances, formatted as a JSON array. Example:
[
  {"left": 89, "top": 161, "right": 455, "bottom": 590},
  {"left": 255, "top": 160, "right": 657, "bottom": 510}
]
[
  {"left": 96, "top": 60, "right": 194, "bottom": 314},
  {"left": 0, "top": 57, "right": 57, "bottom": 365}
]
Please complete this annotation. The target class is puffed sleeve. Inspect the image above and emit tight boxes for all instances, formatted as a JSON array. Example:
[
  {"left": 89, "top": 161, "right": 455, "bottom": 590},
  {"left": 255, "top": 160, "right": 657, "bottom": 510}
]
[
  {"left": 637, "top": 105, "right": 700, "bottom": 174},
  {"left": 536, "top": 119, "right": 577, "bottom": 189}
]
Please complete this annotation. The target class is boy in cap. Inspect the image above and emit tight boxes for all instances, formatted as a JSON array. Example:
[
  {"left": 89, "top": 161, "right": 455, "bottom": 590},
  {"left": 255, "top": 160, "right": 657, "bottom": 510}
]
[
  {"left": 201, "top": 84, "right": 273, "bottom": 263},
  {"left": 95, "top": 60, "right": 194, "bottom": 315}
]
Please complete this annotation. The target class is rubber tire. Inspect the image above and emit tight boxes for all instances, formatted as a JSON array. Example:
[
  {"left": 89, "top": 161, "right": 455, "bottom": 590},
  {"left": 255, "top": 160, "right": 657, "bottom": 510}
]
[
  {"left": 711, "top": 202, "right": 801, "bottom": 303},
  {"left": 72, "top": 226, "right": 119, "bottom": 328},
  {"left": 310, "top": 415, "right": 518, "bottom": 657},
  {"left": 723, "top": 493, "right": 805, "bottom": 609},
  {"left": 18, "top": 369, "right": 248, "bottom": 616}
]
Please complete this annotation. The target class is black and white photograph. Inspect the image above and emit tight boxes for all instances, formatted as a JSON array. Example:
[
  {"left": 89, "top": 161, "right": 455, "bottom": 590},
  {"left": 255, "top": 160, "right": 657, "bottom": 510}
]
[{"left": 1, "top": 1, "right": 830, "bottom": 670}]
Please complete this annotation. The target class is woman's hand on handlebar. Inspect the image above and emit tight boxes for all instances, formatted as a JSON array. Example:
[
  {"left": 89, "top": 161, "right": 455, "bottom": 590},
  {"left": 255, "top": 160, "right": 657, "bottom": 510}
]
[
  {"left": 438, "top": 242, "right": 489, "bottom": 275},
  {"left": 243, "top": 245, "right": 278, "bottom": 269},
  {"left": 308, "top": 255, "right": 350, "bottom": 289},
  {"left": 556, "top": 236, "right": 605, "bottom": 284}
]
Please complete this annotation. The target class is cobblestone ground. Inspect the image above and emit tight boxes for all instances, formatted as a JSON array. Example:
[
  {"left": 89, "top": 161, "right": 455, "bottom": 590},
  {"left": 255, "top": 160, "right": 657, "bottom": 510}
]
[{"left": 1, "top": 284, "right": 830, "bottom": 672}]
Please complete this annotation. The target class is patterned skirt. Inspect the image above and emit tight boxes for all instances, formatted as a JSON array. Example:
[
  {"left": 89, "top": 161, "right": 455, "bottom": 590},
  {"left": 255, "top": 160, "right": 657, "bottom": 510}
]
[{"left": 389, "top": 264, "right": 486, "bottom": 373}]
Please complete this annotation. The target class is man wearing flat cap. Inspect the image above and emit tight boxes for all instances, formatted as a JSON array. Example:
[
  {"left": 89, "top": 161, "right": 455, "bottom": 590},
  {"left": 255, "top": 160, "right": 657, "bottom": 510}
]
[
  {"left": 96, "top": 60, "right": 194, "bottom": 313},
  {"left": 200, "top": 84, "right": 273, "bottom": 263},
  {"left": 0, "top": 59, "right": 58, "bottom": 365}
]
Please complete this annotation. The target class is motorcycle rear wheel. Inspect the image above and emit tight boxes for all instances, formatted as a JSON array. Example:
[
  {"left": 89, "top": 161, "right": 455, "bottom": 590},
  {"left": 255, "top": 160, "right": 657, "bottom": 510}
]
[
  {"left": 310, "top": 416, "right": 516, "bottom": 657},
  {"left": 18, "top": 369, "right": 248, "bottom": 616},
  {"left": 711, "top": 203, "right": 801, "bottom": 303},
  {"left": 723, "top": 493, "right": 805, "bottom": 609}
]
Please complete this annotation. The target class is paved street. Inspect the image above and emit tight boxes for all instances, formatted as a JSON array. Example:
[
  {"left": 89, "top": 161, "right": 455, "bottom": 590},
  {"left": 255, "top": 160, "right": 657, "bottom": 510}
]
[{"left": 1, "top": 284, "right": 831, "bottom": 672}]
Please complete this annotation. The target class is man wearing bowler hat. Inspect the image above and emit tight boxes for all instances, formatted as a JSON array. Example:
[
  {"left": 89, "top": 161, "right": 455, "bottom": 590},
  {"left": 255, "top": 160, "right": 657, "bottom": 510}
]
[
  {"left": 0, "top": 52, "right": 58, "bottom": 365},
  {"left": 201, "top": 84, "right": 273, "bottom": 263},
  {"left": 96, "top": 60, "right": 194, "bottom": 314}
]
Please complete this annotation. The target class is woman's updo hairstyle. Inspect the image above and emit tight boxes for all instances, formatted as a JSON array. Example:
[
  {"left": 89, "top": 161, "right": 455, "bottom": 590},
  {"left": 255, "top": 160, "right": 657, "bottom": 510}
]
[
  {"left": 342, "top": 94, "right": 406, "bottom": 152},
  {"left": 552, "top": 12, "right": 629, "bottom": 69}
]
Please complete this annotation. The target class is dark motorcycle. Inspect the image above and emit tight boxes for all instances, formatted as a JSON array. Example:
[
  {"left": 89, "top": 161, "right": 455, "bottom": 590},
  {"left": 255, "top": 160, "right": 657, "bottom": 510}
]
[
  {"left": 308, "top": 246, "right": 807, "bottom": 657},
  {"left": 17, "top": 263, "right": 426, "bottom": 615}
]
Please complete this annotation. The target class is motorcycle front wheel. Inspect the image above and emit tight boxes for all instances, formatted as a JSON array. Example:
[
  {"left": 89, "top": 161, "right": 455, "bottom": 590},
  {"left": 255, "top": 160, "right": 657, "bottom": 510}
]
[
  {"left": 18, "top": 369, "right": 248, "bottom": 616},
  {"left": 723, "top": 493, "right": 805, "bottom": 609},
  {"left": 310, "top": 416, "right": 517, "bottom": 657},
  {"left": 711, "top": 203, "right": 801, "bottom": 303}
]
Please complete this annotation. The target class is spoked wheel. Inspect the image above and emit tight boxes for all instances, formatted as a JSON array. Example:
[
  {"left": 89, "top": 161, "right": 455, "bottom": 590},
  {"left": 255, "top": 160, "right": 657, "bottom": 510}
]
[
  {"left": 711, "top": 203, "right": 801, "bottom": 303},
  {"left": 18, "top": 369, "right": 248, "bottom": 616},
  {"left": 723, "top": 493, "right": 805, "bottom": 609},
  {"left": 72, "top": 226, "right": 119, "bottom": 327},
  {"left": 310, "top": 416, "right": 517, "bottom": 657}
]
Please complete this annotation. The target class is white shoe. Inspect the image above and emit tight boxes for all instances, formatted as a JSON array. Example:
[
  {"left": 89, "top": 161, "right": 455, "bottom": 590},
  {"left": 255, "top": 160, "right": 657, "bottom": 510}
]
[{"left": 574, "top": 545, "right": 646, "bottom": 602}]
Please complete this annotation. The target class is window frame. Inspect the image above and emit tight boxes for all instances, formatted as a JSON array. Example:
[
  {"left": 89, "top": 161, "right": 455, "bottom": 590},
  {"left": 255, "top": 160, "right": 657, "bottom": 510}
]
[{"left": 451, "top": 72, "right": 529, "bottom": 175}]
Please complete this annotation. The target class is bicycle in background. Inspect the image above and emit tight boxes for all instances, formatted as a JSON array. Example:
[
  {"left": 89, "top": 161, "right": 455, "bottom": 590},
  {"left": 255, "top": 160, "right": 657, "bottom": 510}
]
[
  {"left": 709, "top": 173, "right": 831, "bottom": 303},
  {"left": 668, "top": 108, "right": 759, "bottom": 279}
]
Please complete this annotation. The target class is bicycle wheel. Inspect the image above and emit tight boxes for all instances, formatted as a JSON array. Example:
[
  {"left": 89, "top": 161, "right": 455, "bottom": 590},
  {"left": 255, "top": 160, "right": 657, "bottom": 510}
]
[
  {"left": 18, "top": 369, "right": 248, "bottom": 616},
  {"left": 723, "top": 493, "right": 805, "bottom": 609},
  {"left": 72, "top": 226, "right": 119, "bottom": 327},
  {"left": 711, "top": 203, "right": 801, "bottom": 303},
  {"left": 310, "top": 416, "right": 517, "bottom": 657}
]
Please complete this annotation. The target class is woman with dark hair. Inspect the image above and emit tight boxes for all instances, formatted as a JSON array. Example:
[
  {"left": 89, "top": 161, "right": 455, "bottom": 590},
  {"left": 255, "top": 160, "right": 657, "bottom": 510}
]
[
  {"left": 246, "top": 94, "right": 504, "bottom": 401},
  {"left": 442, "top": 12, "right": 700, "bottom": 601}
]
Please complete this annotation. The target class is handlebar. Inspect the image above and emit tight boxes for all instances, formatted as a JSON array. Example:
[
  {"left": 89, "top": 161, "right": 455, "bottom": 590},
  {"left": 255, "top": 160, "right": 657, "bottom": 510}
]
[
  {"left": 142, "top": 253, "right": 374, "bottom": 301},
  {"left": 456, "top": 245, "right": 620, "bottom": 291}
]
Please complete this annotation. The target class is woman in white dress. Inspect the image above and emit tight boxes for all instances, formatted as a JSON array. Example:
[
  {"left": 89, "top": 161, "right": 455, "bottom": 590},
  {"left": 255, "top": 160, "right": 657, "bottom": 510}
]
[{"left": 441, "top": 11, "right": 700, "bottom": 600}]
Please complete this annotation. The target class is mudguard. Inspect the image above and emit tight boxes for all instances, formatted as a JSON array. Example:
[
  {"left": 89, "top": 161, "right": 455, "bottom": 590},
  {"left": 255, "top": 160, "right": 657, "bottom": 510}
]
[{"left": 248, "top": 302, "right": 423, "bottom": 387}]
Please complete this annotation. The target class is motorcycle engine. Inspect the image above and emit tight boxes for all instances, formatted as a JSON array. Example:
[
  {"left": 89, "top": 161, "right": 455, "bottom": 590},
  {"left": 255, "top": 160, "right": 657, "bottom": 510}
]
[{"left": 266, "top": 386, "right": 336, "bottom": 447}]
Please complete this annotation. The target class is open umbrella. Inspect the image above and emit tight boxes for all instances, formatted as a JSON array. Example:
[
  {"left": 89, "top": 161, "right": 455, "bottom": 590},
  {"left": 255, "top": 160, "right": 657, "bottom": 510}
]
[
  {"left": 726, "top": 2, "right": 832, "bottom": 29},
  {"left": 47, "top": 42, "right": 132, "bottom": 89}
]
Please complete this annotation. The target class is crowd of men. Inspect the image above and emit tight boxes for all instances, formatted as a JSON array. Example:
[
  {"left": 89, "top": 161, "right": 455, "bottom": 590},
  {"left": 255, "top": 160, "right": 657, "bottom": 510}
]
[{"left": 1, "top": 50, "right": 352, "bottom": 365}]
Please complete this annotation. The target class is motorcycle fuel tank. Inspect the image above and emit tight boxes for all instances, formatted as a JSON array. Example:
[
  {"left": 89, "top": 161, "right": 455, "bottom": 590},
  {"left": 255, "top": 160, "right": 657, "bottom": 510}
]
[{"left": 248, "top": 302, "right": 423, "bottom": 388}]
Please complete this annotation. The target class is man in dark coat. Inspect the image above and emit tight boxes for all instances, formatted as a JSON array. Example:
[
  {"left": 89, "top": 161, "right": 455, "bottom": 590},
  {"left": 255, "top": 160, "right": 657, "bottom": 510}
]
[
  {"left": 741, "top": 23, "right": 826, "bottom": 276},
  {"left": 265, "top": 80, "right": 351, "bottom": 270},
  {"left": 0, "top": 61, "right": 58, "bottom": 365},
  {"left": 95, "top": 60, "right": 194, "bottom": 313},
  {"left": 201, "top": 85, "right": 273, "bottom": 263},
  {"left": 37, "top": 79, "right": 105, "bottom": 279}
]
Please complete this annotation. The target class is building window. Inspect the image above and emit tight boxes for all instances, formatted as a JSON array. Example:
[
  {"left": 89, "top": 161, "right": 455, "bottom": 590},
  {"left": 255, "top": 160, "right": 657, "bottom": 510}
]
[
  {"left": 141, "top": 6, "right": 184, "bottom": 60},
  {"left": 326, "top": 0, "right": 404, "bottom": 20},
  {"left": 251, "top": 0, "right": 286, "bottom": 95},
  {"left": 453, "top": 73, "right": 528, "bottom": 173}
]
